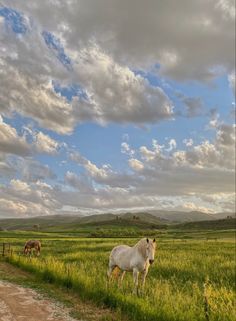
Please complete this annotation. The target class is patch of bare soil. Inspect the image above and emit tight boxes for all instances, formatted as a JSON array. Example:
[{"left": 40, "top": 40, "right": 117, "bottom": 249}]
[
  {"left": 0, "top": 261, "right": 127, "bottom": 321},
  {"left": 0, "top": 280, "right": 81, "bottom": 321}
]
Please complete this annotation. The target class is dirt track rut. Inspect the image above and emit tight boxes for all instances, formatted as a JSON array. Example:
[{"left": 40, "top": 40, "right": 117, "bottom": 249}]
[{"left": 0, "top": 280, "right": 81, "bottom": 321}]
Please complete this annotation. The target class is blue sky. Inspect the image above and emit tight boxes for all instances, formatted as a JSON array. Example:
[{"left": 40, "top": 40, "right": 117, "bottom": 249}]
[{"left": 0, "top": 1, "right": 235, "bottom": 217}]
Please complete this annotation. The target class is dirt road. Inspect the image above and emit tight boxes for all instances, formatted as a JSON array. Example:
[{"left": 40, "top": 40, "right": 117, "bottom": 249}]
[{"left": 0, "top": 280, "right": 81, "bottom": 321}]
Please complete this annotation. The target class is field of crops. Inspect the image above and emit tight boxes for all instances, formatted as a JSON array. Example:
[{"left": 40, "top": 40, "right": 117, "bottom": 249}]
[{"left": 0, "top": 231, "right": 235, "bottom": 321}]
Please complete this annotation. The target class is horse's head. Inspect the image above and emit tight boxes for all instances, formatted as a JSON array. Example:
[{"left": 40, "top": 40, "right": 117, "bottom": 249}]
[{"left": 146, "top": 238, "right": 156, "bottom": 264}]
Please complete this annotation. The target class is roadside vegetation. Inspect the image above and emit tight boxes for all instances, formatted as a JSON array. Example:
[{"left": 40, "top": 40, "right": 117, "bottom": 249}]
[{"left": 0, "top": 229, "right": 235, "bottom": 321}]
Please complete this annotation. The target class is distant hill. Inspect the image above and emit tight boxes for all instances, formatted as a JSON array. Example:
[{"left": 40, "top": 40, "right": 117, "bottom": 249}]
[
  {"left": 0, "top": 210, "right": 235, "bottom": 231},
  {"left": 0, "top": 212, "right": 167, "bottom": 231},
  {"left": 120, "top": 212, "right": 169, "bottom": 224},
  {"left": 211, "top": 212, "right": 236, "bottom": 220},
  {"left": 177, "top": 217, "right": 236, "bottom": 230},
  {"left": 0, "top": 214, "right": 84, "bottom": 231},
  {"left": 148, "top": 210, "right": 236, "bottom": 222}
]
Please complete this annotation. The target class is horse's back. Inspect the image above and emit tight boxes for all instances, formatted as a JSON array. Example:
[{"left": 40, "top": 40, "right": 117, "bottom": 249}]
[
  {"left": 25, "top": 240, "right": 32, "bottom": 247},
  {"left": 25, "top": 240, "right": 40, "bottom": 248},
  {"left": 111, "top": 244, "right": 130, "bottom": 255},
  {"left": 109, "top": 245, "right": 134, "bottom": 270}
]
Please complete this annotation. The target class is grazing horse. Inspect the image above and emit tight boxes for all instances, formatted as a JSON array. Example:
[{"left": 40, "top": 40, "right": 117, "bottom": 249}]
[
  {"left": 107, "top": 238, "right": 156, "bottom": 294},
  {"left": 23, "top": 240, "right": 41, "bottom": 256}
]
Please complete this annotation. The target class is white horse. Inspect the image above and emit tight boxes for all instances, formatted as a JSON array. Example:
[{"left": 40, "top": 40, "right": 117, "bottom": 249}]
[{"left": 107, "top": 238, "right": 156, "bottom": 294}]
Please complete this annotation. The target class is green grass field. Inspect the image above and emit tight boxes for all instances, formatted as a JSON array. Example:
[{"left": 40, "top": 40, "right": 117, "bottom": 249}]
[{"left": 0, "top": 230, "right": 235, "bottom": 321}]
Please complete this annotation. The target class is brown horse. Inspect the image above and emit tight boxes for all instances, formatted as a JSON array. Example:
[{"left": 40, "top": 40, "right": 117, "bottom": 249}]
[{"left": 23, "top": 240, "right": 41, "bottom": 256}]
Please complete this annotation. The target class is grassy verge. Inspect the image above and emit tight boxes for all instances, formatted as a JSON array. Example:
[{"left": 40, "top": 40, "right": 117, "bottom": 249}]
[
  {"left": 4, "top": 238, "right": 235, "bottom": 321},
  {"left": 0, "top": 258, "right": 128, "bottom": 321},
  {"left": 1, "top": 232, "right": 235, "bottom": 321}
]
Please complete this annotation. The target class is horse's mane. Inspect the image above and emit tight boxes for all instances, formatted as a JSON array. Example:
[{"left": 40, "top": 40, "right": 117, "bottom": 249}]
[{"left": 134, "top": 238, "right": 148, "bottom": 258}]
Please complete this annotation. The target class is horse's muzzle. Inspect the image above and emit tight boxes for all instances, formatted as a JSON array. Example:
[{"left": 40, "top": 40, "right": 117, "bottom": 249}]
[{"left": 149, "top": 259, "right": 154, "bottom": 264}]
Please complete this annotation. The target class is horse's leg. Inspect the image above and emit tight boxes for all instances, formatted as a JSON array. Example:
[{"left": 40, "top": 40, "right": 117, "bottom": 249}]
[
  {"left": 132, "top": 268, "right": 139, "bottom": 295},
  {"left": 141, "top": 269, "right": 148, "bottom": 293},
  {"left": 107, "top": 264, "right": 116, "bottom": 287},
  {"left": 118, "top": 271, "right": 126, "bottom": 288}
]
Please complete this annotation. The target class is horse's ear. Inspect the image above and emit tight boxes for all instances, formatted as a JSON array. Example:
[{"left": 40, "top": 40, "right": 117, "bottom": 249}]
[
  {"left": 153, "top": 238, "right": 156, "bottom": 243},
  {"left": 146, "top": 238, "right": 149, "bottom": 243}
]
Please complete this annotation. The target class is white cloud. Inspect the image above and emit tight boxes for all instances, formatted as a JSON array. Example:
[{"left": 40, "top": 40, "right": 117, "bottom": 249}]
[
  {"left": 0, "top": 13, "right": 173, "bottom": 132},
  {"left": 140, "top": 146, "right": 156, "bottom": 161},
  {"left": 183, "top": 138, "right": 194, "bottom": 147},
  {"left": 0, "top": 178, "right": 59, "bottom": 218},
  {"left": 13, "top": 157, "right": 56, "bottom": 182},
  {"left": 10, "top": 179, "right": 31, "bottom": 194},
  {"left": 0, "top": 118, "right": 62, "bottom": 158},
  {"left": 0, "top": 2, "right": 234, "bottom": 217},
  {"left": 182, "top": 202, "right": 215, "bottom": 214},
  {"left": 64, "top": 171, "right": 94, "bottom": 193},
  {"left": 1, "top": 124, "right": 235, "bottom": 217},
  {"left": 166, "top": 139, "right": 177, "bottom": 152},
  {"left": 0, "top": 198, "right": 28, "bottom": 216},
  {"left": 66, "top": 122, "right": 235, "bottom": 212},
  {"left": 128, "top": 158, "right": 144, "bottom": 171},
  {"left": 0, "top": 116, "right": 31, "bottom": 156},
  {"left": 71, "top": 45, "right": 173, "bottom": 125},
  {"left": 121, "top": 142, "right": 135, "bottom": 157},
  {"left": 228, "top": 71, "right": 235, "bottom": 96},
  {"left": 33, "top": 131, "right": 59, "bottom": 154},
  {"left": 70, "top": 151, "right": 138, "bottom": 188},
  {"left": 182, "top": 97, "right": 204, "bottom": 117},
  {"left": 9, "top": 0, "right": 235, "bottom": 81}
]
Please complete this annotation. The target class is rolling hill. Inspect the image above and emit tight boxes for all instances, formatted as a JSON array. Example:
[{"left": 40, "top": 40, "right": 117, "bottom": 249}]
[
  {"left": 177, "top": 217, "right": 236, "bottom": 230},
  {"left": 0, "top": 212, "right": 165, "bottom": 231},
  {"left": 148, "top": 210, "right": 235, "bottom": 222},
  {"left": 0, "top": 210, "right": 235, "bottom": 231}
]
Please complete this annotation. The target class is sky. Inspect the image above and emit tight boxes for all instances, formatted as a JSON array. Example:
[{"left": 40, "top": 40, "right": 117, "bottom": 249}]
[{"left": 0, "top": 0, "right": 235, "bottom": 218}]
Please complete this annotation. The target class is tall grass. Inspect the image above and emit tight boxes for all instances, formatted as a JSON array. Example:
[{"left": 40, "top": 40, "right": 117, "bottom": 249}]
[{"left": 5, "top": 237, "right": 236, "bottom": 321}]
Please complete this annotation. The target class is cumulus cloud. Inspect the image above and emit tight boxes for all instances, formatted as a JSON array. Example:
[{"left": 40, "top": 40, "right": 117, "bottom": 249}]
[
  {"left": 183, "top": 138, "right": 194, "bottom": 147},
  {"left": 13, "top": 157, "right": 56, "bottom": 182},
  {"left": 70, "top": 151, "right": 138, "bottom": 188},
  {"left": 1, "top": 1, "right": 233, "bottom": 133},
  {"left": 0, "top": 117, "right": 61, "bottom": 159},
  {"left": 0, "top": 15, "right": 75, "bottom": 134},
  {"left": 128, "top": 158, "right": 144, "bottom": 171},
  {"left": 64, "top": 122, "right": 234, "bottom": 213},
  {"left": 71, "top": 45, "right": 173, "bottom": 125},
  {"left": 8, "top": 0, "right": 235, "bottom": 81},
  {"left": 10, "top": 179, "right": 31, "bottom": 194},
  {"left": 0, "top": 157, "right": 16, "bottom": 178},
  {"left": 0, "top": 122, "right": 234, "bottom": 217},
  {"left": 0, "top": 115, "right": 31, "bottom": 156},
  {"left": 0, "top": 2, "right": 234, "bottom": 217},
  {"left": 0, "top": 197, "right": 55, "bottom": 218},
  {"left": 0, "top": 8, "right": 173, "bottom": 133},
  {"left": 0, "top": 178, "right": 59, "bottom": 218},
  {"left": 228, "top": 71, "right": 235, "bottom": 96},
  {"left": 182, "top": 97, "right": 204, "bottom": 117},
  {"left": 33, "top": 131, "right": 59, "bottom": 154},
  {"left": 166, "top": 139, "right": 177, "bottom": 152},
  {"left": 121, "top": 142, "right": 135, "bottom": 157}
]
